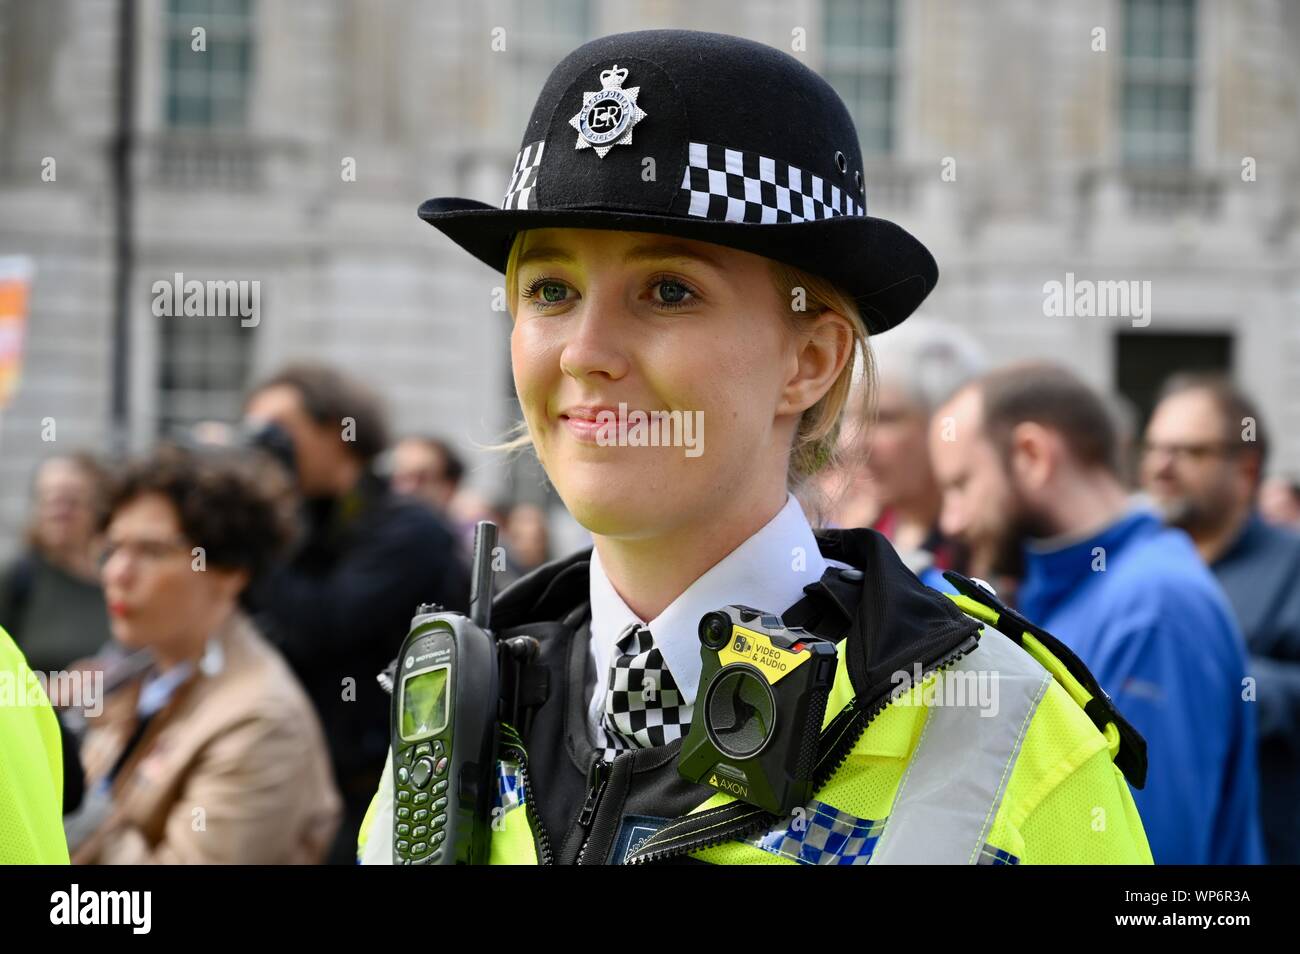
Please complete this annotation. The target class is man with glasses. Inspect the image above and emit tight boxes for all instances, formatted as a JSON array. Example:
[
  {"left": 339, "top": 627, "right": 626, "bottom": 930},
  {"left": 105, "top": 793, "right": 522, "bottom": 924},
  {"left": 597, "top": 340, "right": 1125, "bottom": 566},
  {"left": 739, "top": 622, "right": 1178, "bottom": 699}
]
[
  {"left": 1143, "top": 374, "right": 1300, "bottom": 864},
  {"left": 930, "top": 362, "right": 1264, "bottom": 864}
]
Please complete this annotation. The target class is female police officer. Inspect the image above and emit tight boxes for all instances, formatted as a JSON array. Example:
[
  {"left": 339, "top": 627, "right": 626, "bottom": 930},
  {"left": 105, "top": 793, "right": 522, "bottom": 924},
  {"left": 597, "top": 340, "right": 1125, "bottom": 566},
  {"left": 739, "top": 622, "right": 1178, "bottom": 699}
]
[{"left": 359, "top": 29, "right": 1153, "bottom": 865}]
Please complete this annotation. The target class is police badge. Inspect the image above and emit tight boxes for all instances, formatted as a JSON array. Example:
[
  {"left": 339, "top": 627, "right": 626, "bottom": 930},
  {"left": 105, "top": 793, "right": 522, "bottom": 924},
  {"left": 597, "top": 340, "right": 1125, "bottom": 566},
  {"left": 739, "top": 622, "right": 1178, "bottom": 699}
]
[{"left": 569, "top": 64, "right": 647, "bottom": 158}]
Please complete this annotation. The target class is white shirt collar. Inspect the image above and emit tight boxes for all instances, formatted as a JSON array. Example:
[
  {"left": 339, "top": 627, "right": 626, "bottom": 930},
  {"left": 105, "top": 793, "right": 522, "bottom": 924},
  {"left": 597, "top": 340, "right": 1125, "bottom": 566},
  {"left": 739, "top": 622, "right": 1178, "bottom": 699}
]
[
  {"left": 587, "top": 492, "right": 829, "bottom": 707},
  {"left": 137, "top": 660, "right": 196, "bottom": 717}
]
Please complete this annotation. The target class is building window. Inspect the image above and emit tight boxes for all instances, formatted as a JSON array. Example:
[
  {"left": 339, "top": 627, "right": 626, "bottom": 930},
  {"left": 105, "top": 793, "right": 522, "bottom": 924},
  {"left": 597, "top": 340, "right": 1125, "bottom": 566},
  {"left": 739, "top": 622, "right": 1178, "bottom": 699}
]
[
  {"left": 506, "top": 0, "right": 591, "bottom": 128},
  {"left": 157, "top": 312, "right": 255, "bottom": 438},
  {"left": 164, "top": 0, "right": 255, "bottom": 128},
  {"left": 1121, "top": 0, "right": 1196, "bottom": 166},
  {"left": 823, "top": 0, "right": 897, "bottom": 157}
]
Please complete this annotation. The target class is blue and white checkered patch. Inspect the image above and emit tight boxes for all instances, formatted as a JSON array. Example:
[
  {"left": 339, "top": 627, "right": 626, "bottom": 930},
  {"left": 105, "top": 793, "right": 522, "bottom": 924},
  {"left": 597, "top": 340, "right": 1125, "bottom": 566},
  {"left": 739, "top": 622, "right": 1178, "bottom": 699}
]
[
  {"left": 677, "top": 142, "right": 866, "bottom": 225},
  {"left": 503, "top": 140, "right": 545, "bottom": 210},
  {"left": 493, "top": 760, "right": 524, "bottom": 815},
  {"left": 977, "top": 843, "right": 1020, "bottom": 865},
  {"left": 749, "top": 799, "right": 885, "bottom": 865}
]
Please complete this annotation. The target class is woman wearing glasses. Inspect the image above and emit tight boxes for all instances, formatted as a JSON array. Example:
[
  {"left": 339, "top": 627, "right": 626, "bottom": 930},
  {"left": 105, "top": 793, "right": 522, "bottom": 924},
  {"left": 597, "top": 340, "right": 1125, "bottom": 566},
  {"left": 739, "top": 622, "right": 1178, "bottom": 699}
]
[{"left": 68, "top": 445, "right": 341, "bottom": 864}]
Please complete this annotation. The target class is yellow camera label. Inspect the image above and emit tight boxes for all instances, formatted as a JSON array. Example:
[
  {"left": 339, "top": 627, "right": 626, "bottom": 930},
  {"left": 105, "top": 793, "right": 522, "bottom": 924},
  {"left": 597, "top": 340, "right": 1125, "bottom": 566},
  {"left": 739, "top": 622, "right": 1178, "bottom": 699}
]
[{"left": 717, "top": 626, "right": 810, "bottom": 685}]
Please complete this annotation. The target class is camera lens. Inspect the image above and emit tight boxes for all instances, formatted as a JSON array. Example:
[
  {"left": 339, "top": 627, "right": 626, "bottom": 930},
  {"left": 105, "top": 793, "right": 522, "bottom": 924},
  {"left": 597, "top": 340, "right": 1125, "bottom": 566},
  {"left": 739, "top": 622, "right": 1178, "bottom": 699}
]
[{"left": 699, "top": 611, "right": 732, "bottom": 649}]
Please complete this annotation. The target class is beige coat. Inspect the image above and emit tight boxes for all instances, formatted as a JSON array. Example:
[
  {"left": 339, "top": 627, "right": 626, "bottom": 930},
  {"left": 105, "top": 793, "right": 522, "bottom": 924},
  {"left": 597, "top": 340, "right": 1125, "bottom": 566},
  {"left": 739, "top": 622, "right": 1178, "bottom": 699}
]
[{"left": 73, "top": 612, "right": 341, "bottom": 864}]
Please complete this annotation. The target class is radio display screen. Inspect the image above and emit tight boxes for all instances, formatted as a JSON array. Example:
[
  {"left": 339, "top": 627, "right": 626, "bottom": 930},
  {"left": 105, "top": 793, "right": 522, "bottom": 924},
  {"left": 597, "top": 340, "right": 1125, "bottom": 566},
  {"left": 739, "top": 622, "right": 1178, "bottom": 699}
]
[{"left": 400, "top": 666, "right": 449, "bottom": 741}]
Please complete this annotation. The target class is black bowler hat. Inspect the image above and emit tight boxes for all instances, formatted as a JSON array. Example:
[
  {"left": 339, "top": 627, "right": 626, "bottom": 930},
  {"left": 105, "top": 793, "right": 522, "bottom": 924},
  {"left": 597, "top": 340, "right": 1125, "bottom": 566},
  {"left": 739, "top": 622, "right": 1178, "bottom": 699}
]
[{"left": 419, "top": 29, "right": 937, "bottom": 334}]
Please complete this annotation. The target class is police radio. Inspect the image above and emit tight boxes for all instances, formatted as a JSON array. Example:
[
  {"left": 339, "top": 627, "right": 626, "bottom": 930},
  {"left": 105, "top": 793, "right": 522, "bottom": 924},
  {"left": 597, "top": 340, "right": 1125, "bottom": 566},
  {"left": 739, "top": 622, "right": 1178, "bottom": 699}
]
[
  {"left": 678, "top": 606, "right": 838, "bottom": 815},
  {"left": 390, "top": 522, "right": 501, "bottom": 865}
]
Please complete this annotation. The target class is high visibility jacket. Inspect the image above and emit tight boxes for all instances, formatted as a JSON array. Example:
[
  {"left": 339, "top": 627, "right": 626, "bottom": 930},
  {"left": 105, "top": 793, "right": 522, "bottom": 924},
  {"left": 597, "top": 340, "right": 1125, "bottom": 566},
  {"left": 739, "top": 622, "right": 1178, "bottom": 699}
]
[
  {"left": 359, "top": 529, "right": 1152, "bottom": 865},
  {"left": 0, "top": 626, "right": 70, "bottom": 864}
]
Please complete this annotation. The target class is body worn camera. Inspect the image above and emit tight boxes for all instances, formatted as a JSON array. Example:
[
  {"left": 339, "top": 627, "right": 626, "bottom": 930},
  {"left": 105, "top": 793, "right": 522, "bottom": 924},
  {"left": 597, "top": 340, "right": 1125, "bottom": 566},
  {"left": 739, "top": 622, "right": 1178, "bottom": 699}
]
[{"left": 679, "top": 606, "right": 839, "bottom": 815}]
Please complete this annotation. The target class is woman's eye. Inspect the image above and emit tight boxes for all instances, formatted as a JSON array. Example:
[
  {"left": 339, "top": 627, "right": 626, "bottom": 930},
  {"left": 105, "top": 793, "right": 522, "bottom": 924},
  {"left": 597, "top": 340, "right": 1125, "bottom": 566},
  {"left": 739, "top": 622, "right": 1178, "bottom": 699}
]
[
  {"left": 652, "top": 278, "right": 696, "bottom": 307},
  {"left": 521, "top": 277, "right": 574, "bottom": 307}
]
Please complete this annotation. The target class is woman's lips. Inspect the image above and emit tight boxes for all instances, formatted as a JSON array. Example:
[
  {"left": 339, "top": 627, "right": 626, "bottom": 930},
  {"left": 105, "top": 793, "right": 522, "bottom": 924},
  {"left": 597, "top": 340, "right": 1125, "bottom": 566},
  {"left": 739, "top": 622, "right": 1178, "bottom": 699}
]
[
  {"left": 108, "top": 601, "right": 130, "bottom": 619},
  {"left": 561, "top": 416, "right": 610, "bottom": 443},
  {"left": 559, "top": 406, "right": 620, "bottom": 445}
]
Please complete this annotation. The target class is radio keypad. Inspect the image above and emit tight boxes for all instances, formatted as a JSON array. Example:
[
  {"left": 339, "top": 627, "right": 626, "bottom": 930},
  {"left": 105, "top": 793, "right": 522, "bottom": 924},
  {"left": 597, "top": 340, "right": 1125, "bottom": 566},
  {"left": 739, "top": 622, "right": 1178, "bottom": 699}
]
[
  {"left": 395, "top": 738, "right": 449, "bottom": 863},
  {"left": 411, "top": 758, "right": 434, "bottom": 788}
]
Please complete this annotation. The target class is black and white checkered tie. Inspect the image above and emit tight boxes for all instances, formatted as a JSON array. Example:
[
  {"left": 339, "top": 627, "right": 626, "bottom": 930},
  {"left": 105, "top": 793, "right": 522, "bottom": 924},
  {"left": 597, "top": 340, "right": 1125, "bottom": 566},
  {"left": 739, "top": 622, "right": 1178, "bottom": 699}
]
[{"left": 598, "top": 624, "right": 693, "bottom": 762}]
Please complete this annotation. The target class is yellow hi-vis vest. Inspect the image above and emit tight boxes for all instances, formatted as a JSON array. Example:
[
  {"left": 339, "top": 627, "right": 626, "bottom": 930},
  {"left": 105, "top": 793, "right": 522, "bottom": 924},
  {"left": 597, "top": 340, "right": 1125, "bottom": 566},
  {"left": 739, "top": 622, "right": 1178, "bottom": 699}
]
[
  {"left": 0, "top": 626, "right": 71, "bottom": 864},
  {"left": 359, "top": 595, "right": 1152, "bottom": 865}
]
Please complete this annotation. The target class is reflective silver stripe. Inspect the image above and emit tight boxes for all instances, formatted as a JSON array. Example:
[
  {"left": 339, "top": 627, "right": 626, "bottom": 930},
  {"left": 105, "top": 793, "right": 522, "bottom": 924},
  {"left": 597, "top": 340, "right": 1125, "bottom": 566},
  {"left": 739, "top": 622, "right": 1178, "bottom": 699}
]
[{"left": 869, "top": 626, "right": 1052, "bottom": 865}]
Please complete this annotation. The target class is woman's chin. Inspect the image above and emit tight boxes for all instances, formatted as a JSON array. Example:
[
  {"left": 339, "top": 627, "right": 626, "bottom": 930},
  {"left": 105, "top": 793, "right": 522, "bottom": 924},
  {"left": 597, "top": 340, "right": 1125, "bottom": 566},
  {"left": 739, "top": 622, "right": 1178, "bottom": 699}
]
[
  {"left": 560, "top": 481, "right": 694, "bottom": 539},
  {"left": 109, "top": 620, "right": 145, "bottom": 651}
]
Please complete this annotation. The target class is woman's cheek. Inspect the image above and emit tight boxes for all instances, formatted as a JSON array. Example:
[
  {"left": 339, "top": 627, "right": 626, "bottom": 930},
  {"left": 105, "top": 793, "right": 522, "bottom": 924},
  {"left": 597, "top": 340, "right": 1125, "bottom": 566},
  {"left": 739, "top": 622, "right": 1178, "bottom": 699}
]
[{"left": 510, "top": 322, "right": 549, "bottom": 421}]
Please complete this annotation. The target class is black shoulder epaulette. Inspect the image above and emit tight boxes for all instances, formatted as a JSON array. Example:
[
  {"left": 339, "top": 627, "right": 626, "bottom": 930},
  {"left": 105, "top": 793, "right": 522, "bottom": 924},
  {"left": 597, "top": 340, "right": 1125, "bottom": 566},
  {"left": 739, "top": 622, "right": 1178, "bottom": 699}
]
[{"left": 942, "top": 571, "right": 1148, "bottom": 790}]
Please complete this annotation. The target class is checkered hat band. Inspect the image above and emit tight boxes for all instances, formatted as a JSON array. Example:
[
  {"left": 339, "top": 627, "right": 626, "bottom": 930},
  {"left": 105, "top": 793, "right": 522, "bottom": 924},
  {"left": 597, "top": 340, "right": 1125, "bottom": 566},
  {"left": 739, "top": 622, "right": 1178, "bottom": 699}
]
[
  {"left": 503, "top": 140, "right": 545, "bottom": 210},
  {"left": 677, "top": 141, "right": 866, "bottom": 224},
  {"left": 498, "top": 139, "right": 866, "bottom": 222}
]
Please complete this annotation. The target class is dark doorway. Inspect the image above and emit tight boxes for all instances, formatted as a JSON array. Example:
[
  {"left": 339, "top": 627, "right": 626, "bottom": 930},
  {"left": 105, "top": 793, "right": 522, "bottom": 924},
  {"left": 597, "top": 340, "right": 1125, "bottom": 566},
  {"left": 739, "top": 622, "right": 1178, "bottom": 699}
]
[{"left": 1115, "top": 330, "right": 1233, "bottom": 426}]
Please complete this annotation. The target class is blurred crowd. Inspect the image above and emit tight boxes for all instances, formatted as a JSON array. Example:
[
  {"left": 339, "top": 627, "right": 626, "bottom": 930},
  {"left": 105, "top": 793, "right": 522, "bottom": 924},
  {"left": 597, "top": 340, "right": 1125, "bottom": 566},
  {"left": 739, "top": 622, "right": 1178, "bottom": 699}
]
[
  {"left": 0, "top": 363, "right": 562, "bottom": 864},
  {"left": 2, "top": 337, "right": 1298, "bottom": 865}
]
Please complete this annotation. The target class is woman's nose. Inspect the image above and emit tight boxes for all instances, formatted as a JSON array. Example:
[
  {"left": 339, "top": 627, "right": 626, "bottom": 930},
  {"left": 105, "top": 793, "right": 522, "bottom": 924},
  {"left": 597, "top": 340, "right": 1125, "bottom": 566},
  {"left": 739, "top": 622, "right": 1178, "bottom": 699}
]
[
  {"left": 101, "top": 550, "right": 134, "bottom": 588},
  {"left": 558, "top": 298, "right": 632, "bottom": 382}
]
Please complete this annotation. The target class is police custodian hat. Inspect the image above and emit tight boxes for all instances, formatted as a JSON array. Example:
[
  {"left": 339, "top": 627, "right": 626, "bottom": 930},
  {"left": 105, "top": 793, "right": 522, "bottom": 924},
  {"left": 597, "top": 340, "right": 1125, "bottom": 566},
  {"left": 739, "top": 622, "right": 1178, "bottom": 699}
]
[{"left": 419, "top": 29, "right": 937, "bottom": 334}]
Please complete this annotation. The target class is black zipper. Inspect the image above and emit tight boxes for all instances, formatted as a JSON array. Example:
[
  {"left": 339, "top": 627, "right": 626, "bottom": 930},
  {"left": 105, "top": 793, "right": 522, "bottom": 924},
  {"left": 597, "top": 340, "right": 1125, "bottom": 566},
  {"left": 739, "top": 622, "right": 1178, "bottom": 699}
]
[
  {"left": 574, "top": 755, "right": 612, "bottom": 864},
  {"left": 624, "top": 633, "right": 980, "bottom": 865},
  {"left": 577, "top": 756, "right": 610, "bottom": 830}
]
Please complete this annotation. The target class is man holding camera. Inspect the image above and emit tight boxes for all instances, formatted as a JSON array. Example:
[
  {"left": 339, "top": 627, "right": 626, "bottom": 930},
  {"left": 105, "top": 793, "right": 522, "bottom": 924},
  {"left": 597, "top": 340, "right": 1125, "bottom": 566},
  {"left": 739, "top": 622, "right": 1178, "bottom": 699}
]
[{"left": 244, "top": 363, "right": 469, "bottom": 864}]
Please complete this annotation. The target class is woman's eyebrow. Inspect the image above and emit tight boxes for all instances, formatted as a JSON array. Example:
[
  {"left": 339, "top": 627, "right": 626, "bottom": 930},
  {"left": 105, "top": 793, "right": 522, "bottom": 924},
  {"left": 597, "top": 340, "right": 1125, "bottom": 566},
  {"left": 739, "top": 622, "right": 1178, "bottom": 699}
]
[
  {"left": 516, "top": 245, "right": 577, "bottom": 268},
  {"left": 624, "top": 241, "right": 723, "bottom": 270},
  {"left": 516, "top": 240, "right": 723, "bottom": 270}
]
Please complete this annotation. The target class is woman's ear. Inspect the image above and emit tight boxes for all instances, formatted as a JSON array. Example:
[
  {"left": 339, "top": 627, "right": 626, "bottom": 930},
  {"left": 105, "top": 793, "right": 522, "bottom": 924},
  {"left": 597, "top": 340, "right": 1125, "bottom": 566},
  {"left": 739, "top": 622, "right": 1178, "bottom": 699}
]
[{"left": 777, "top": 309, "right": 855, "bottom": 417}]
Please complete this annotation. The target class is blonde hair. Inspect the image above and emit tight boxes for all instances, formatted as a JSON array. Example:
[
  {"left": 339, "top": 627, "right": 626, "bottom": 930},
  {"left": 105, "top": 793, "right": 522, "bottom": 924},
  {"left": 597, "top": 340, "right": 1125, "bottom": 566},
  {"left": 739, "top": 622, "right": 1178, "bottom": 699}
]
[{"left": 494, "top": 231, "right": 875, "bottom": 491}]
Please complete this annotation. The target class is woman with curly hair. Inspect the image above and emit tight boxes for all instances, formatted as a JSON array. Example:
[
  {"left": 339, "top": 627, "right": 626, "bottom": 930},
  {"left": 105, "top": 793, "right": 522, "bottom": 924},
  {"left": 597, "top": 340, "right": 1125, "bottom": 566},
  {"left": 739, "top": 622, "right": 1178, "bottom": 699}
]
[{"left": 69, "top": 445, "right": 341, "bottom": 864}]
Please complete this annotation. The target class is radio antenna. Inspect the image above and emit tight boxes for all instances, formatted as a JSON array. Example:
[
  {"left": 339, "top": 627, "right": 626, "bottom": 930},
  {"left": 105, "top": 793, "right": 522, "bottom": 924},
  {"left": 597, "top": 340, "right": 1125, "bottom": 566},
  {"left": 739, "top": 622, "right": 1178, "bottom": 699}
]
[{"left": 469, "top": 520, "right": 498, "bottom": 632}]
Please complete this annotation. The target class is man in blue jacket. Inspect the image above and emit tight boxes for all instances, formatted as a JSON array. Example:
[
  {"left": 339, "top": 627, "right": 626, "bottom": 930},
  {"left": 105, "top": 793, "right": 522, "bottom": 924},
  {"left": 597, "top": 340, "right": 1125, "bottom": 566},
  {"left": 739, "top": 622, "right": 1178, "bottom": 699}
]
[
  {"left": 930, "top": 362, "right": 1264, "bottom": 864},
  {"left": 1143, "top": 374, "right": 1300, "bottom": 864}
]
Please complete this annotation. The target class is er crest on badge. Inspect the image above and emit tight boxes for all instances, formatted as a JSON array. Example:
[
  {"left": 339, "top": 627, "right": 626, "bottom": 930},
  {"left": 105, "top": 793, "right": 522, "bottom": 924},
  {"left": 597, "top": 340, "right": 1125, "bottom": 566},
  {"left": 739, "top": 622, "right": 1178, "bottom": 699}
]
[{"left": 569, "top": 64, "right": 647, "bottom": 158}]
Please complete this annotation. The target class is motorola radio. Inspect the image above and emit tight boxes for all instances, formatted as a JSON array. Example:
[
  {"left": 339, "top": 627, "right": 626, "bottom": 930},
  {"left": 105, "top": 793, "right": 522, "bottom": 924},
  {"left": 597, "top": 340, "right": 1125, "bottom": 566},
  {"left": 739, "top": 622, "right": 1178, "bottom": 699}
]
[
  {"left": 390, "top": 522, "right": 502, "bottom": 865},
  {"left": 678, "top": 605, "right": 839, "bottom": 815}
]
